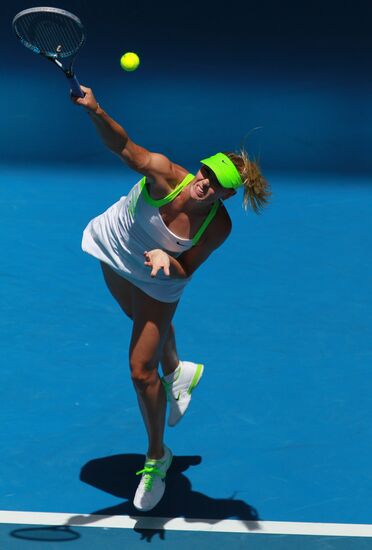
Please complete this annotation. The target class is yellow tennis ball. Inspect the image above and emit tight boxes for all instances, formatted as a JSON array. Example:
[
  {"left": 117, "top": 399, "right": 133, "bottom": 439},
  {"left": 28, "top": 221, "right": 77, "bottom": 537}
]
[{"left": 120, "top": 52, "right": 140, "bottom": 72}]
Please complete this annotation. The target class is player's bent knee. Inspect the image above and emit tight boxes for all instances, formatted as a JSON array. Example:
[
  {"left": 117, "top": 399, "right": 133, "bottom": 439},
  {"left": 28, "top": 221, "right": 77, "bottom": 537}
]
[{"left": 130, "top": 358, "right": 158, "bottom": 392}]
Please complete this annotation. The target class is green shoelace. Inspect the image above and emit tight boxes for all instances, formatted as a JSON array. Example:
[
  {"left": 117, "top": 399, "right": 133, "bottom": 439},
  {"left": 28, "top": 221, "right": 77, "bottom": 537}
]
[{"left": 136, "top": 461, "right": 165, "bottom": 492}]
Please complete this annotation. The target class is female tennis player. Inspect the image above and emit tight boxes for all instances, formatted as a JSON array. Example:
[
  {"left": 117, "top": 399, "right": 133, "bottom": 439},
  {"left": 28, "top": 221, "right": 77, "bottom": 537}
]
[{"left": 72, "top": 85, "right": 271, "bottom": 511}]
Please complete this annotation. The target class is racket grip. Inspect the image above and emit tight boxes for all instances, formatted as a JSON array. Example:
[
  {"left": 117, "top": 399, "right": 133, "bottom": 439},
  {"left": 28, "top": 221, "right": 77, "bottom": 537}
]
[{"left": 68, "top": 74, "right": 84, "bottom": 98}]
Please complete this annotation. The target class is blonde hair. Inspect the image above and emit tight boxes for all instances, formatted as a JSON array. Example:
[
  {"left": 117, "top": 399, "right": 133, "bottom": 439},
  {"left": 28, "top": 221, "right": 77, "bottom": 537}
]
[{"left": 223, "top": 148, "right": 272, "bottom": 214}]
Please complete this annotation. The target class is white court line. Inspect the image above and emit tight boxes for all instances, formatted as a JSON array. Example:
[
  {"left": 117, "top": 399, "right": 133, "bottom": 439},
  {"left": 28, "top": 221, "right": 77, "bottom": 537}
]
[{"left": 0, "top": 510, "right": 372, "bottom": 537}]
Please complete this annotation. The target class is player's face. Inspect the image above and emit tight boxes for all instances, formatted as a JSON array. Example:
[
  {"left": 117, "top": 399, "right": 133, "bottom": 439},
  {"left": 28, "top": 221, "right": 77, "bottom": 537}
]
[{"left": 190, "top": 166, "right": 235, "bottom": 202}]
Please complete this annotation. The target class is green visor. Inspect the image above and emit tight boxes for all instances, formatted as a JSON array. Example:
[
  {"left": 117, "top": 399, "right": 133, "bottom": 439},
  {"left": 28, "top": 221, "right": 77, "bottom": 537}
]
[{"left": 200, "top": 152, "right": 243, "bottom": 189}]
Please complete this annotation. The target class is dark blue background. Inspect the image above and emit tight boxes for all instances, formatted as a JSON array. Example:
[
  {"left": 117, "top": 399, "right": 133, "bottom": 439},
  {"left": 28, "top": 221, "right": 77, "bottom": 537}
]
[{"left": 2, "top": 0, "right": 372, "bottom": 173}]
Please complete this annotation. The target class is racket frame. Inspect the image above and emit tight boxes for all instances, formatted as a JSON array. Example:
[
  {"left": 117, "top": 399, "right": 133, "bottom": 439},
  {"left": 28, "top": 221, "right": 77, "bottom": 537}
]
[{"left": 12, "top": 6, "right": 86, "bottom": 97}]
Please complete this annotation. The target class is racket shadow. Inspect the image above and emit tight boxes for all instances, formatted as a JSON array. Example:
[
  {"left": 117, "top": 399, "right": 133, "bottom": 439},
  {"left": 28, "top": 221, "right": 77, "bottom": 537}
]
[
  {"left": 65, "top": 453, "right": 260, "bottom": 541},
  {"left": 10, "top": 525, "right": 80, "bottom": 543}
]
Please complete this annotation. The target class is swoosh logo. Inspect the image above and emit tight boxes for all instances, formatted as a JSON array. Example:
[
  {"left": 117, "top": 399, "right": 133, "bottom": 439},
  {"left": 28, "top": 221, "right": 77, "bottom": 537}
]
[
  {"left": 177, "top": 241, "right": 189, "bottom": 246},
  {"left": 175, "top": 392, "right": 181, "bottom": 401}
]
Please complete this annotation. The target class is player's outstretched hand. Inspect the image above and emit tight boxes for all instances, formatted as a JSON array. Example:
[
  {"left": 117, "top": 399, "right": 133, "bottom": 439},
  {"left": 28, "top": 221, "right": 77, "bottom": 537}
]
[
  {"left": 144, "top": 249, "right": 171, "bottom": 277},
  {"left": 71, "top": 85, "right": 99, "bottom": 113}
]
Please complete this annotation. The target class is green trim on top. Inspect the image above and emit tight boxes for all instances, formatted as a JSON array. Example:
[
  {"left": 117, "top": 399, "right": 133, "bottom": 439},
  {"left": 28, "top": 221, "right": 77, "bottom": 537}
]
[
  {"left": 191, "top": 201, "right": 220, "bottom": 246},
  {"left": 138, "top": 173, "right": 220, "bottom": 246},
  {"left": 140, "top": 173, "right": 195, "bottom": 207}
]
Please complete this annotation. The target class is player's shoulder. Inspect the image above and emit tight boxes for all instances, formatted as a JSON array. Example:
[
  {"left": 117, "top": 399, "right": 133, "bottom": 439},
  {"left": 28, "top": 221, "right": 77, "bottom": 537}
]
[{"left": 147, "top": 160, "right": 191, "bottom": 196}]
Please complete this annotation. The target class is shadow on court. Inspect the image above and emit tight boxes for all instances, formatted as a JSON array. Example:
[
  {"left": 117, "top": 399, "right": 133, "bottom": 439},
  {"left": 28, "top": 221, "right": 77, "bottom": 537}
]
[
  {"left": 9, "top": 525, "right": 81, "bottom": 544},
  {"left": 65, "top": 453, "right": 260, "bottom": 541}
]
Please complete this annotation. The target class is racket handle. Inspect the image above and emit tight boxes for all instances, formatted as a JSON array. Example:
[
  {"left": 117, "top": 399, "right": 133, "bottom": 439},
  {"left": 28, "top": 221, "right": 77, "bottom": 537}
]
[{"left": 68, "top": 74, "right": 84, "bottom": 98}]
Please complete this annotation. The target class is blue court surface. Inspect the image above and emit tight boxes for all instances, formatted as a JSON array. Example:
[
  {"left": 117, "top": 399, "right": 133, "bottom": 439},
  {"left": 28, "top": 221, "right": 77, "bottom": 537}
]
[{"left": 1, "top": 165, "right": 372, "bottom": 548}]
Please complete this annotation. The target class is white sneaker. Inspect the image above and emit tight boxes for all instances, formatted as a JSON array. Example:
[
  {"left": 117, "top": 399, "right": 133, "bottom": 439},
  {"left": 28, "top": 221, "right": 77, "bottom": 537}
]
[
  {"left": 133, "top": 445, "right": 173, "bottom": 512},
  {"left": 162, "top": 361, "right": 204, "bottom": 427}
]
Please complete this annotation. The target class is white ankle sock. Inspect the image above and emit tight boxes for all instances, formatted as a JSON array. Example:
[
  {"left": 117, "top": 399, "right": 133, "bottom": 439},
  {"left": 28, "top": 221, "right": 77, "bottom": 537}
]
[{"left": 163, "top": 362, "right": 181, "bottom": 383}]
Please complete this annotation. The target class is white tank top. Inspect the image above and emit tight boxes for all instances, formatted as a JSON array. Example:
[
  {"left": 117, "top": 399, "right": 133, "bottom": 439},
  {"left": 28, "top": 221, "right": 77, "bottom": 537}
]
[{"left": 82, "top": 173, "right": 220, "bottom": 303}]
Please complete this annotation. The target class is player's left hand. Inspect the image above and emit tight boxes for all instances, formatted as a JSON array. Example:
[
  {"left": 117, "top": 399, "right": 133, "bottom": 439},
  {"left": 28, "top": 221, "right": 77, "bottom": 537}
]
[{"left": 144, "top": 249, "right": 170, "bottom": 277}]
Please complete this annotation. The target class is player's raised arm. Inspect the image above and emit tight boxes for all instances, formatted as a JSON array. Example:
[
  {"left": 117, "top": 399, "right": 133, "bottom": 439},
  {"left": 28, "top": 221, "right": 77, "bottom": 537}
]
[
  {"left": 72, "top": 86, "right": 175, "bottom": 179},
  {"left": 72, "top": 85, "right": 129, "bottom": 153}
]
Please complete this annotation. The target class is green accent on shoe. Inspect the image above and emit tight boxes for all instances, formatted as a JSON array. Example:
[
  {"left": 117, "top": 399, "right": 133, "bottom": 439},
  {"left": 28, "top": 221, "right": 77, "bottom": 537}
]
[
  {"left": 187, "top": 363, "right": 204, "bottom": 395},
  {"left": 136, "top": 461, "right": 165, "bottom": 492}
]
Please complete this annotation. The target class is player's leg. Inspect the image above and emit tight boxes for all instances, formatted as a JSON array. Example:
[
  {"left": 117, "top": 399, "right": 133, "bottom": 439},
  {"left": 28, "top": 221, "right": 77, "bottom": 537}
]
[
  {"left": 130, "top": 287, "right": 177, "bottom": 510},
  {"left": 160, "top": 323, "right": 179, "bottom": 375},
  {"left": 100, "top": 261, "right": 134, "bottom": 318},
  {"left": 101, "top": 261, "right": 179, "bottom": 374},
  {"left": 129, "top": 286, "right": 178, "bottom": 459},
  {"left": 100, "top": 262, "right": 202, "bottom": 429}
]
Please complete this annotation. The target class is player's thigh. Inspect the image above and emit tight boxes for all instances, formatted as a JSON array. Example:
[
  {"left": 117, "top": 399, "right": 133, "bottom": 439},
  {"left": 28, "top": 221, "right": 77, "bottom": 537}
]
[
  {"left": 129, "top": 286, "right": 179, "bottom": 370},
  {"left": 100, "top": 261, "right": 134, "bottom": 319}
]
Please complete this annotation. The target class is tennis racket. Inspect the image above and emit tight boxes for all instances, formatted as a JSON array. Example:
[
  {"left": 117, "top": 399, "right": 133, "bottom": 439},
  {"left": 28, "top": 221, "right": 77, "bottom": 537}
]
[{"left": 12, "top": 6, "right": 86, "bottom": 98}]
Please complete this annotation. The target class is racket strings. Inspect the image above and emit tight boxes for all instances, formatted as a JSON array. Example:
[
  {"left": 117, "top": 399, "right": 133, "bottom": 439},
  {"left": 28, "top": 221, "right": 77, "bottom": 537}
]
[{"left": 15, "top": 13, "right": 84, "bottom": 57}]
